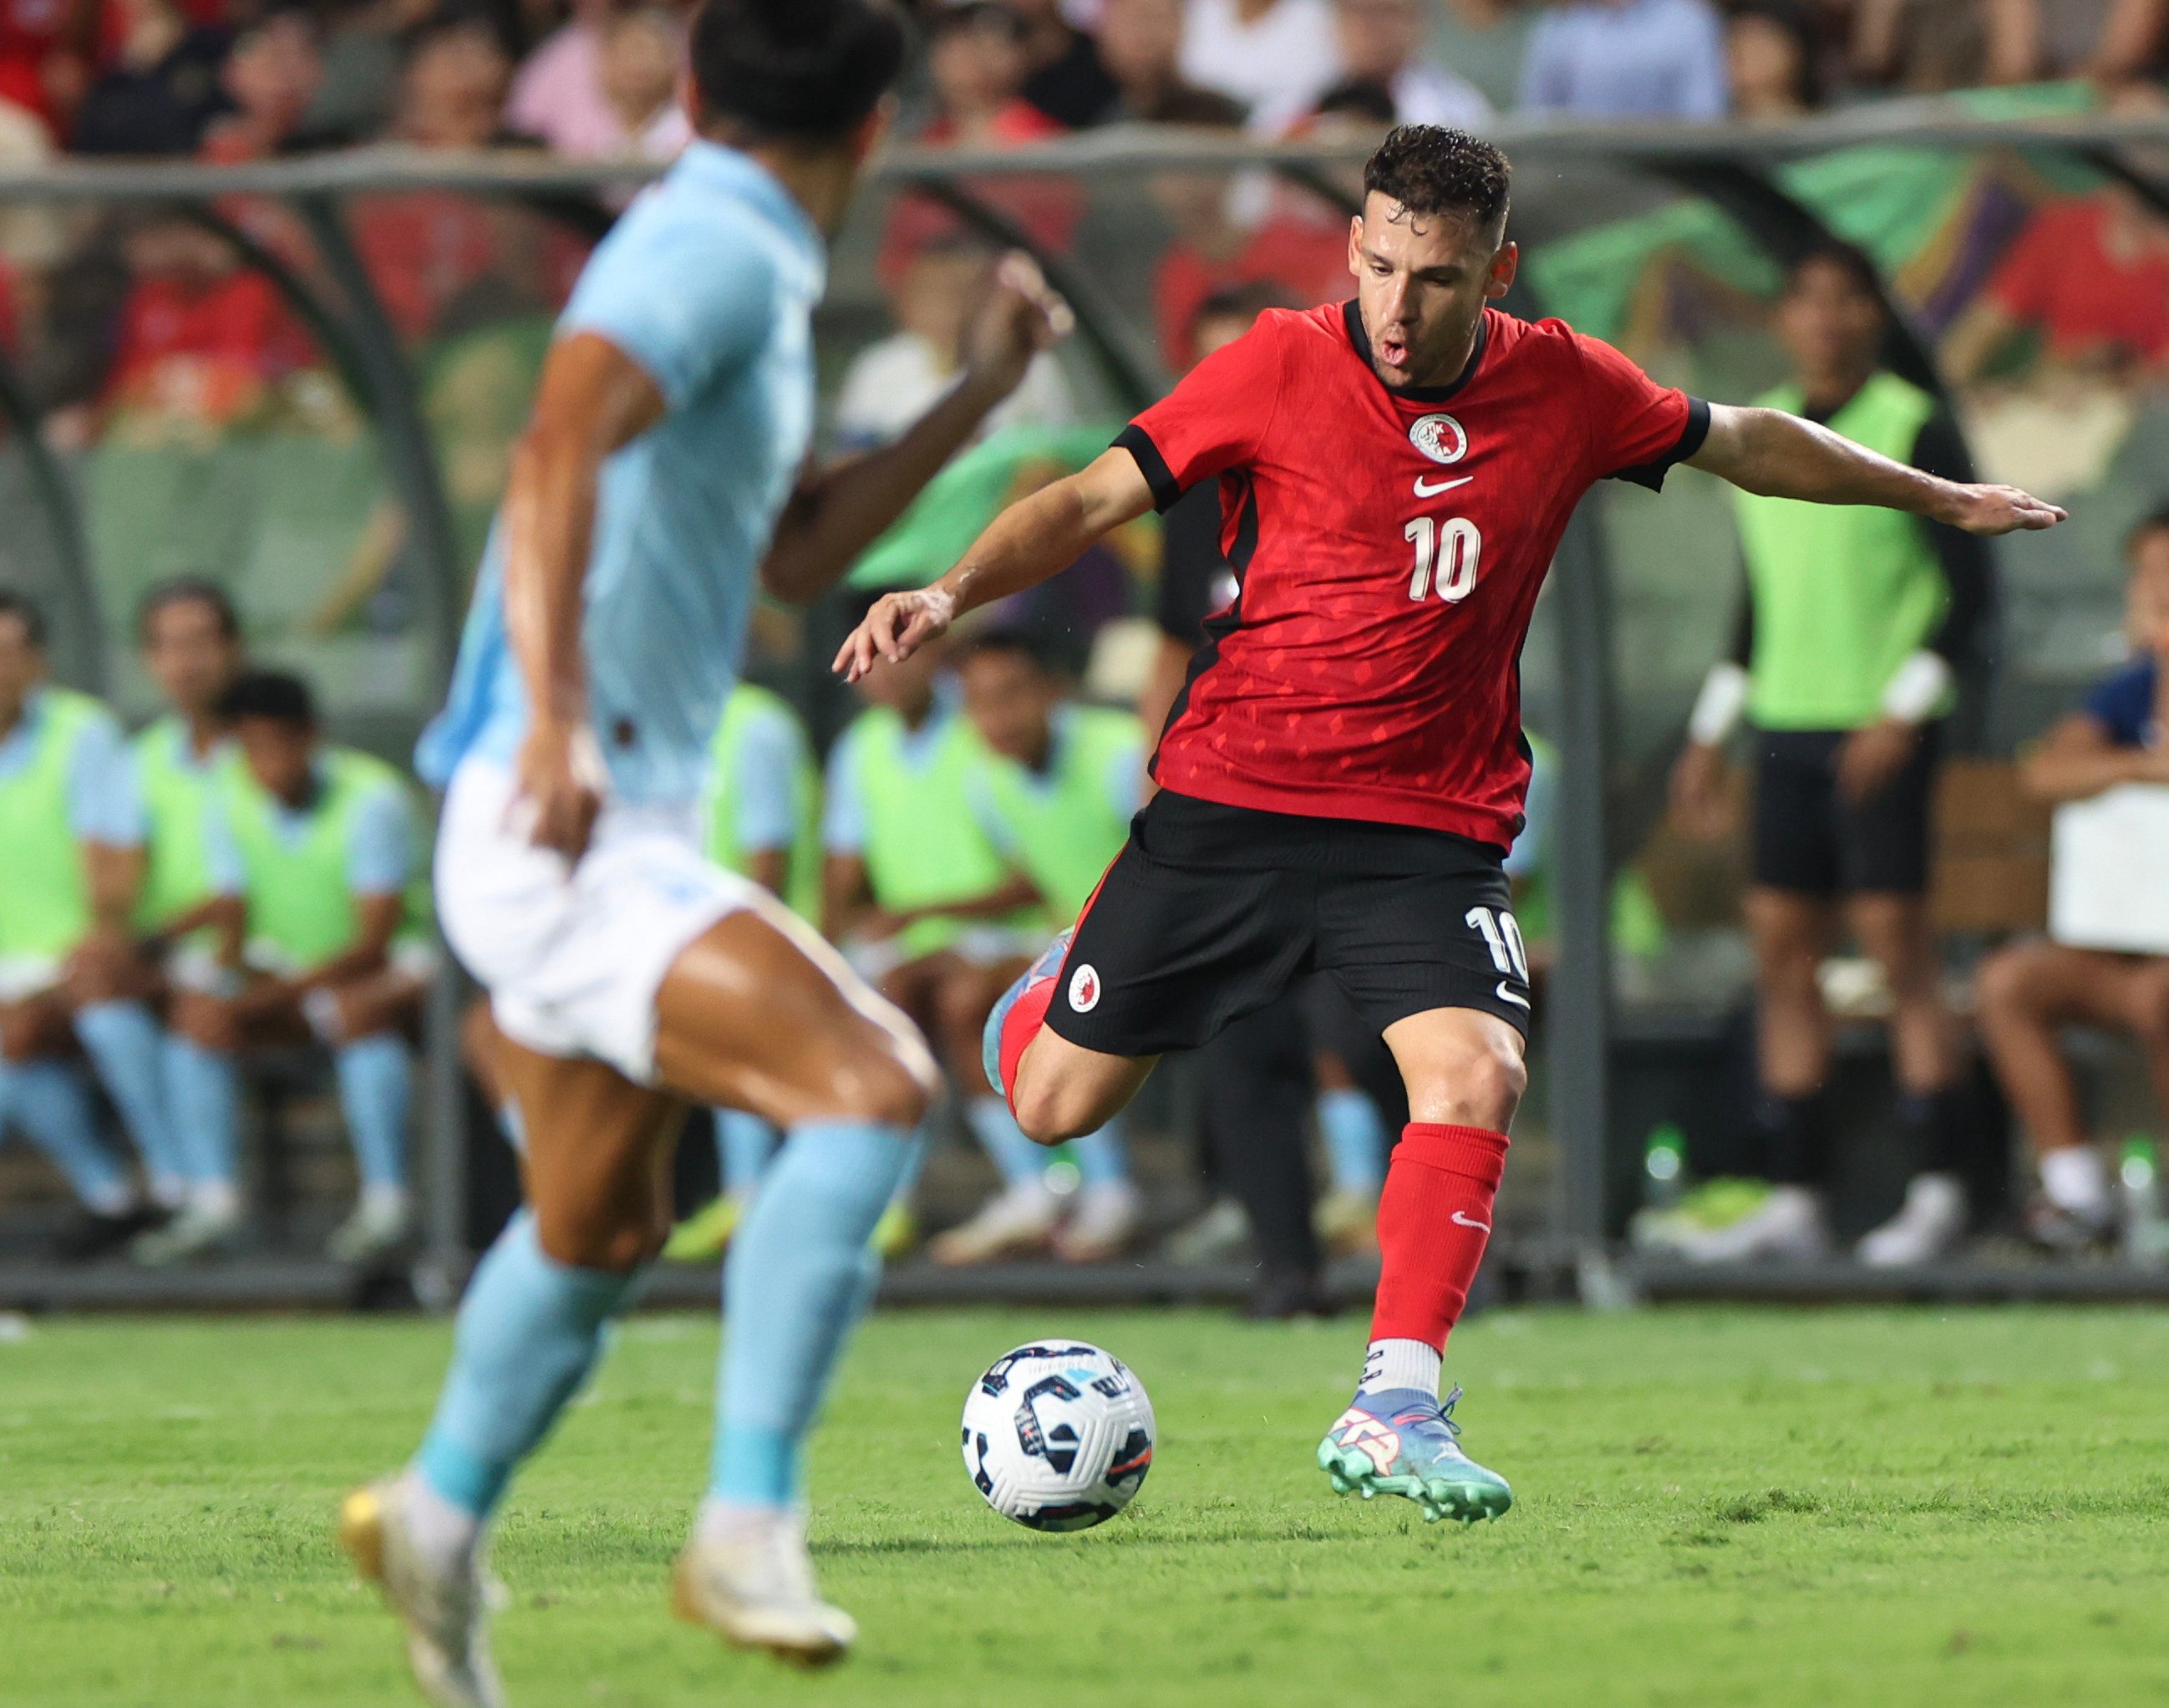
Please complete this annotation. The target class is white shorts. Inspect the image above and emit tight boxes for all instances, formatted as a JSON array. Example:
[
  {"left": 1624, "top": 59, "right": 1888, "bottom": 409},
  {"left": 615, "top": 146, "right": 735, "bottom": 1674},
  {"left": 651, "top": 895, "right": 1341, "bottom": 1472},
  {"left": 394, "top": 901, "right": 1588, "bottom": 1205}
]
[{"left": 435, "top": 757, "right": 760, "bottom": 1082}]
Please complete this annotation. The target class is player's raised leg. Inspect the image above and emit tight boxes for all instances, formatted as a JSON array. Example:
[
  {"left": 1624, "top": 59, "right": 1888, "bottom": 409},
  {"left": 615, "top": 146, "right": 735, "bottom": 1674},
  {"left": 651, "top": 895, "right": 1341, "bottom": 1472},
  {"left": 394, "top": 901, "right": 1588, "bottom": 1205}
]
[{"left": 1318, "top": 1005, "right": 1522, "bottom": 1524}]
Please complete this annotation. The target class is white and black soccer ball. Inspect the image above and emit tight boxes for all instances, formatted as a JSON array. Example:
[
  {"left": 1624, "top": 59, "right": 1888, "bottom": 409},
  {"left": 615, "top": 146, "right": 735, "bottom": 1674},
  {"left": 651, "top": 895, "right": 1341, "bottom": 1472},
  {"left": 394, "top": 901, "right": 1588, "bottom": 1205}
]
[{"left": 960, "top": 1341, "right": 1156, "bottom": 1532}]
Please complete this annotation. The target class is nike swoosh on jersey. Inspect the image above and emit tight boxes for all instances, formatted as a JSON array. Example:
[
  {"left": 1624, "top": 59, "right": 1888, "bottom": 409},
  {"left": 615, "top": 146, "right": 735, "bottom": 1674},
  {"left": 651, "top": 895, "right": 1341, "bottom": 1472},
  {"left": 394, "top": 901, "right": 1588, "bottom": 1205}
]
[
  {"left": 1450, "top": 1210, "right": 1491, "bottom": 1231},
  {"left": 1496, "top": 981, "right": 1531, "bottom": 1009},
  {"left": 1414, "top": 474, "right": 1474, "bottom": 497}
]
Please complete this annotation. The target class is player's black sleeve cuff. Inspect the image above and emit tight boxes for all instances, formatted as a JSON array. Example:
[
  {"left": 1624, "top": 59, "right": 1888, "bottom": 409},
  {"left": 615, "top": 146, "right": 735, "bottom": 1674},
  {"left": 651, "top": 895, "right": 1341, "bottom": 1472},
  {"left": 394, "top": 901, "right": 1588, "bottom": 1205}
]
[
  {"left": 1114, "top": 424, "right": 1184, "bottom": 513},
  {"left": 1608, "top": 395, "right": 1712, "bottom": 492}
]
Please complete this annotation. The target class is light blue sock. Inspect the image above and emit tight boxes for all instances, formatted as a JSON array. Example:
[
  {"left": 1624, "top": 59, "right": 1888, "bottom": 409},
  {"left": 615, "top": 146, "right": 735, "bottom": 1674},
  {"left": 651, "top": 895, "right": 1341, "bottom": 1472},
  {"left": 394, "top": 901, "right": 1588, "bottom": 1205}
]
[
  {"left": 74, "top": 1001, "right": 183, "bottom": 1201},
  {"left": 4, "top": 1058, "right": 131, "bottom": 1212},
  {"left": 714, "top": 1119, "right": 917, "bottom": 1507},
  {"left": 1071, "top": 1116, "right": 1130, "bottom": 1188},
  {"left": 889, "top": 1115, "right": 934, "bottom": 1208},
  {"left": 714, "top": 1108, "right": 777, "bottom": 1197},
  {"left": 415, "top": 1212, "right": 641, "bottom": 1517},
  {"left": 334, "top": 1034, "right": 411, "bottom": 1192},
  {"left": 965, "top": 1093, "right": 1047, "bottom": 1191},
  {"left": 1318, "top": 1087, "right": 1388, "bottom": 1196},
  {"left": 161, "top": 1034, "right": 240, "bottom": 1190}
]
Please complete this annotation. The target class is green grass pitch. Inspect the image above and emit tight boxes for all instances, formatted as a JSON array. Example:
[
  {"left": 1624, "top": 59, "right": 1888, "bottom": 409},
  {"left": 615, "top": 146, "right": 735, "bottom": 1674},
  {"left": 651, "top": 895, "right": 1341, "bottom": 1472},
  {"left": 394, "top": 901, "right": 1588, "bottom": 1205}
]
[{"left": 3, "top": 1304, "right": 2167, "bottom": 1707}]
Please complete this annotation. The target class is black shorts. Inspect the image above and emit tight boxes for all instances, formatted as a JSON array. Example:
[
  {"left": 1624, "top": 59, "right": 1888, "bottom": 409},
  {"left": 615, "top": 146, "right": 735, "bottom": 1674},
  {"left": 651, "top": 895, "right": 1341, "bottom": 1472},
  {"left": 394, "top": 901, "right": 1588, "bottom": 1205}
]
[
  {"left": 1751, "top": 723, "right": 1942, "bottom": 897},
  {"left": 1044, "top": 790, "right": 1532, "bottom": 1059}
]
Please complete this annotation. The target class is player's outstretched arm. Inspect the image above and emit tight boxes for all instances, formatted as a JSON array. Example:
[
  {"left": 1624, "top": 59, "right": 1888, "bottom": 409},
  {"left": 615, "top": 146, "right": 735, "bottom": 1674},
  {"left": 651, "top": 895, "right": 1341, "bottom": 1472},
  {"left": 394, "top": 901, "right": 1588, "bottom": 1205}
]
[
  {"left": 831, "top": 445, "right": 1155, "bottom": 683},
  {"left": 1686, "top": 403, "right": 2067, "bottom": 536},
  {"left": 762, "top": 254, "right": 1073, "bottom": 606}
]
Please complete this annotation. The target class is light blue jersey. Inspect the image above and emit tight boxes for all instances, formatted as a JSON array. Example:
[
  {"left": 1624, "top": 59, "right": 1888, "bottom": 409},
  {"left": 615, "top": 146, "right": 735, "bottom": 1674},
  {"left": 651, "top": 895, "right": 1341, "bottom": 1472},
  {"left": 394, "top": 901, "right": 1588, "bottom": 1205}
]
[
  {"left": 416, "top": 142, "right": 825, "bottom": 807},
  {"left": 0, "top": 689, "right": 142, "bottom": 846}
]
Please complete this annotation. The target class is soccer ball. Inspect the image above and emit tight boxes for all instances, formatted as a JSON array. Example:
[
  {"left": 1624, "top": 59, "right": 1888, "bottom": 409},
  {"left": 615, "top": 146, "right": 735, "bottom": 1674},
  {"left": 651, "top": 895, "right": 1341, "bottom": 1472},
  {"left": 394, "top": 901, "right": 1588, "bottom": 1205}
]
[{"left": 960, "top": 1341, "right": 1156, "bottom": 1531}]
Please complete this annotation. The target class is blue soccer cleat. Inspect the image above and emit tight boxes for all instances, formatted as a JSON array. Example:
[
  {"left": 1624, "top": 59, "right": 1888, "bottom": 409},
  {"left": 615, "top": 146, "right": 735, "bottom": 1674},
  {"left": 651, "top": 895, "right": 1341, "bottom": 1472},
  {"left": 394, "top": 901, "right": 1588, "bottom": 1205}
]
[
  {"left": 982, "top": 929, "right": 1072, "bottom": 1105},
  {"left": 1316, "top": 1384, "right": 1514, "bottom": 1525}
]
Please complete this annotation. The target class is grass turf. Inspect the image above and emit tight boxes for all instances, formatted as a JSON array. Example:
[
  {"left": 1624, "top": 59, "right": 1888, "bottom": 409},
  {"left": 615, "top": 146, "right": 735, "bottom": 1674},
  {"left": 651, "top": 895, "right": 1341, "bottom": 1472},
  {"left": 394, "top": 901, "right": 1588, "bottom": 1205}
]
[{"left": 3, "top": 1305, "right": 2167, "bottom": 1707}]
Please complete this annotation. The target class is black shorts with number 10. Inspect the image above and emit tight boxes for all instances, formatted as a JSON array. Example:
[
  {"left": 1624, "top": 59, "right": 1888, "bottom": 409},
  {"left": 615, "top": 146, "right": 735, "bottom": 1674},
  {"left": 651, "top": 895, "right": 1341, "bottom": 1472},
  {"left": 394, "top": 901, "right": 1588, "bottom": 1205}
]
[{"left": 1044, "top": 789, "right": 1532, "bottom": 1060}]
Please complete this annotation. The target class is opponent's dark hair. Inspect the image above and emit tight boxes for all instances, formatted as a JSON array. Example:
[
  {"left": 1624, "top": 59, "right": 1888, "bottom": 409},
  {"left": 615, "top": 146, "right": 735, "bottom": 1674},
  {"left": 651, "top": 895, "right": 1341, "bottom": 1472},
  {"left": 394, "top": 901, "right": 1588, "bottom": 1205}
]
[
  {"left": 1783, "top": 237, "right": 1883, "bottom": 302},
  {"left": 1362, "top": 125, "right": 1511, "bottom": 231},
  {"left": 2126, "top": 505, "right": 2169, "bottom": 559},
  {"left": 0, "top": 587, "right": 46, "bottom": 648},
  {"left": 217, "top": 668, "right": 316, "bottom": 729},
  {"left": 690, "top": 0, "right": 908, "bottom": 143},
  {"left": 137, "top": 576, "right": 240, "bottom": 644}
]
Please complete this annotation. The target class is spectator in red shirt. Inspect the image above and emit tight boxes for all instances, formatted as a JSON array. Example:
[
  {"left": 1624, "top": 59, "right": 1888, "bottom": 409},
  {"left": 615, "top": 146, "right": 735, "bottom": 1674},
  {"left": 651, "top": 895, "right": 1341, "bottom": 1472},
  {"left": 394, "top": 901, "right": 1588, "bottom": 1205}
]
[
  {"left": 1943, "top": 186, "right": 2169, "bottom": 389},
  {"left": 881, "top": 1, "right": 1074, "bottom": 294},
  {"left": 1148, "top": 105, "right": 1350, "bottom": 369},
  {"left": 101, "top": 211, "right": 304, "bottom": 428},
  {"left": 349, "top": 18, "right": 525, "bottom": 343},
  {"left": 918, "top": 0, "right": 1064, "bottom": 149}
]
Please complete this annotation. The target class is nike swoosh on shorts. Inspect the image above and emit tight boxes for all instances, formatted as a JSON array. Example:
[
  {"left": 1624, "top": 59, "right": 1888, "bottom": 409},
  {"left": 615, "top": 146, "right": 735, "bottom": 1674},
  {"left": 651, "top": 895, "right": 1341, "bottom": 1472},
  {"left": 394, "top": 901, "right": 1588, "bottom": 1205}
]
[
  {"left": 1414, "top": 475, "right": 1474, "bottom": 497},
  {"left": 1496, "top": 981, "right": 1531, "bottom": 1010}
]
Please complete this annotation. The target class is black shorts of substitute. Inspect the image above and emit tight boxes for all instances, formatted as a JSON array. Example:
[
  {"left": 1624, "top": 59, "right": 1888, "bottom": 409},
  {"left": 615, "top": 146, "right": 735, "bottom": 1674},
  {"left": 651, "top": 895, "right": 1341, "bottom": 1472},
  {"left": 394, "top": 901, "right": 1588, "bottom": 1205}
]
[
  {"left": 1045, "top": 790, "right": 1532, "bottom": 1059},
  {"left": 1751, "top": 723, "right": 1943, "bottom": 897}
]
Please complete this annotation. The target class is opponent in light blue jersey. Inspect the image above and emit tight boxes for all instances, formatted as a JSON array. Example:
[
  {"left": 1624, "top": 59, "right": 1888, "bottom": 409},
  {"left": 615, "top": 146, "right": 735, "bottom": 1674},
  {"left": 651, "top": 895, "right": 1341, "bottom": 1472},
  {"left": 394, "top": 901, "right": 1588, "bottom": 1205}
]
[
  {"left": 418, "top": 141, "right": 823, "bottom": 806},
  {"left": 346, "top": 4, "right": 1074, "bottom": 1694}
]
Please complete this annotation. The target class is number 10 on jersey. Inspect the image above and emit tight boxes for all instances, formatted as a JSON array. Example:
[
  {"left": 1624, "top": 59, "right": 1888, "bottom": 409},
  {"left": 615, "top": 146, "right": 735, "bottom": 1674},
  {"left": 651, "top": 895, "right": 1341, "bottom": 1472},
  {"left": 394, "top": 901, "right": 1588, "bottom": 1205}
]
[{"left": 1405, "top": 516, "right": 1481, "bottom": 602}]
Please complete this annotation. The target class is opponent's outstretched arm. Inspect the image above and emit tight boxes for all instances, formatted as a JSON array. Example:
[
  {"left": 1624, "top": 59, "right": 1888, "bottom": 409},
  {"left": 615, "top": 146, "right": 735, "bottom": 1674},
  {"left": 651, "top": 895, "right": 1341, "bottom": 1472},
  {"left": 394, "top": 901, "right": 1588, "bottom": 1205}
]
[
  {"left": 833, "top": 446, "right": 1155, "bottom": 682},
  {"left": 1686, "top": 403, "right": 2066, "bottom": 534},
  {"left": 762, "top": 255, "right": 1071, "bottom": 606}
]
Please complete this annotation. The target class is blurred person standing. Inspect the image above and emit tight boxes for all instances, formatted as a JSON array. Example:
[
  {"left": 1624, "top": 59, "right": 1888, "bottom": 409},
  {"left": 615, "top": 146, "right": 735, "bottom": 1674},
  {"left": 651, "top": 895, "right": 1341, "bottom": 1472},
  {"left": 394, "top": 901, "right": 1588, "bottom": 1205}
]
[
  {"left": 1179, "top": 0, "right": 1343, "bottom": 127},
  {"left": 1283, "top": 0, "right": 1488, "bottom": 132},
  {"left": 69, "top": 0, "right": 231, "bottom": 155},
  {"left": 1095, "top": 0, "right": 1207, "bottom": 121},
  {"left": 1425, "top": 0, "right": 1535, "bottom": 114},
  {"left": 1516, "top": 0, "right": 1727, "bottom": 120},
  {"left": 661, "top": 680, "right": 825, "bottom": 1262},
  {"left": 505, "top": 0, "right": 627, "bottom": 157},
  {"left": 820, "top": 618, "right": 1049, "bottom": 1263},
  {"left": 954, "top": 626, "right": 1145, "bottom": 1261},
  {"left": 125, "top": 579, "right": 248, "bottom": 1264},
  {"left": 1672, "top": 242, "right": 1991, "bottom": 1265},
  {"left": 1847, "top": 0, "right": 2038, "bottom": 94},
  {"left": 173, "top": 669, "right": 434, "bottom": 1264},
  {"left": 1975, "top": 511, "right": 2169, "bottom": 1250},
  {"left": 1725, "top": 0, "right": 1821, "bottom": 122},
  {"left": 0, "top": 589, "right": 172, "bottom": 1260},
  {"left": 1008, "top": 0, "right": 1119, "bottom": 127}
]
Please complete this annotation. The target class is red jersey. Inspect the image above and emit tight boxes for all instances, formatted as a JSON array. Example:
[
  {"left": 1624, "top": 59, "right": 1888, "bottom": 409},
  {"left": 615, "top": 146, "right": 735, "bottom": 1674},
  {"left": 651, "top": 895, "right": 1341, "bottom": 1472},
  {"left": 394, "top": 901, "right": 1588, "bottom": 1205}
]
[{"left": 1125, "top": 300, "right": 1703, "bottom": 849}]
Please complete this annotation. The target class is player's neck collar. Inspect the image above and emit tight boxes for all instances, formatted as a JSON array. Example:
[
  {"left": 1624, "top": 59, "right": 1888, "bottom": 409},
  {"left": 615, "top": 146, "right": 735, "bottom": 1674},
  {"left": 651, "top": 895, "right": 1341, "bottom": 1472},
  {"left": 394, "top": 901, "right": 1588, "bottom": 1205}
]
[{"left": 1341, "top": 298, "right": 1490, "bottom": 404}]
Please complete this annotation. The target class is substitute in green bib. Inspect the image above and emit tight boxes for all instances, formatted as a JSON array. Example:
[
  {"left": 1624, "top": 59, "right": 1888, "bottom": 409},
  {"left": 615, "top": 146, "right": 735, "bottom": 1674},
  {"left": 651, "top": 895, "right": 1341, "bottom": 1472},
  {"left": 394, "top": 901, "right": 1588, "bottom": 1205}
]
[
  {"left": 662, "top": 682, "right": 828, "bottom": 1263},
  {"left": 170, "top": 669, "right": 435, "bottom": 1264},
  {"left": 822, "top": 597, "right": 1044, "bottom": 1253},
  {"left": 1671, "top": 241, "right": 1990, "bottom": 1268},
  {"left": 942, "top": 625, "right": 1144, "bottom": 1264},
  {"left": 0, "top": 590, "right": 177, "bottom": 1259},
  {"left": 127, "top": 579, "right": 250, "bottom": 1264}
]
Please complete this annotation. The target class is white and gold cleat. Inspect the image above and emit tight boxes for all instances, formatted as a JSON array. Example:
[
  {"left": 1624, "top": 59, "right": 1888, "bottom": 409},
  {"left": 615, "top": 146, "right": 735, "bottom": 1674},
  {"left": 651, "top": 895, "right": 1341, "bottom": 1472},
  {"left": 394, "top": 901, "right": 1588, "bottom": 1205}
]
[
  {"left": 672, "top": 1511, "right": 856, "bottom": 1669},
  {"left": 339, "top": 1477, "right": 505, "bottom": 1708}
]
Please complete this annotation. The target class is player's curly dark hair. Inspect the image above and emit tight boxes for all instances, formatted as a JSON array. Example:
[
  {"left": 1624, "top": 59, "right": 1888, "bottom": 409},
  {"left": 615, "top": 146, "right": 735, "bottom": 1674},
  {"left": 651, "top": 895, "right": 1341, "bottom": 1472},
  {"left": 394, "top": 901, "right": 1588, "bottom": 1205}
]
[{"left": 1362, "top": 126, "right": 1511, "bottom": 232}]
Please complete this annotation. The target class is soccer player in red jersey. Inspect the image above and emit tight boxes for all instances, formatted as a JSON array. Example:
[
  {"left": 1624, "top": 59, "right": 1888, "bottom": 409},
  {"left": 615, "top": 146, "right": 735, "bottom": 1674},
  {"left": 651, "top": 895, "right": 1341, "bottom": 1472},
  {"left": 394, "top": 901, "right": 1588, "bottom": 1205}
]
[{"left": 836, "top": 125, "right": 2066, "bottom": 1523}]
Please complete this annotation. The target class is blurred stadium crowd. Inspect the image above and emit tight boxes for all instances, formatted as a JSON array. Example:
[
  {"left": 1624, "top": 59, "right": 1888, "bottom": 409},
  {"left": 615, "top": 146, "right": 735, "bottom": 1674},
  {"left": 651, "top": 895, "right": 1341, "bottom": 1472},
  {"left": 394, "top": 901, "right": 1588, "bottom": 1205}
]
[{"left": 3, "top": 0, "right": 2169, "bottom": 1304}]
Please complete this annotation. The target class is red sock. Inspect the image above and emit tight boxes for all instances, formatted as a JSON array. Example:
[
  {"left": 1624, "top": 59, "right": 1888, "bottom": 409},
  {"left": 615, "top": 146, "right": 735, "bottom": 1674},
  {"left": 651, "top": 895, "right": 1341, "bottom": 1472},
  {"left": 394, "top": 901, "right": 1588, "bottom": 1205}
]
[
  {"left": 1369, "top": 1123, "right": 1510, "bottom": 1350},
  {"left": 996, "top": 971, "right": 1059, "bottom": 1104}
]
